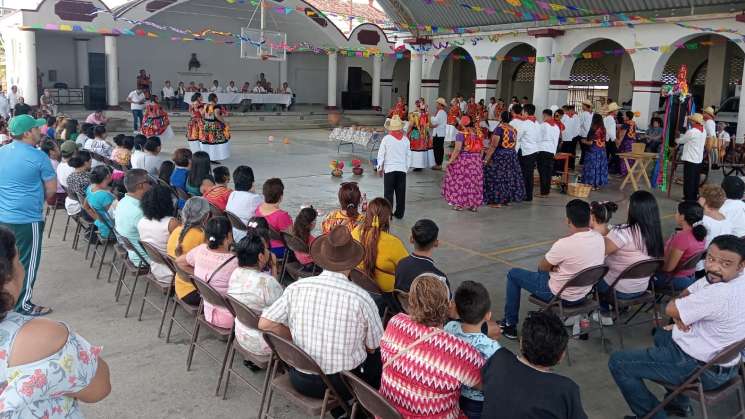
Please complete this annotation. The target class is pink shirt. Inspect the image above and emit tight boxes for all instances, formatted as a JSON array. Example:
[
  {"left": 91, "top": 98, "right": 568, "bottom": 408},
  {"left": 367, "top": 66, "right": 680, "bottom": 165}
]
[
  {"left": 545, "top": 230, "right": 605, "bottom": 301},
  {"left": 85, "top": 113, "right": 106, "bottom": 125},
  {"left": 255, "top": 206, "right": 293, "bottom": 249},
  {"left": 185, "top": 244, "right": 239, "bottom": 328},
  {"left": 604, "top": 226, "right": 652, "bottom": 294},
  {"left": 666, "top": 229, "right": 705, "bottom": 277},
  {"left": 294, "top": 234, "right": 316, "bottom": 265}
]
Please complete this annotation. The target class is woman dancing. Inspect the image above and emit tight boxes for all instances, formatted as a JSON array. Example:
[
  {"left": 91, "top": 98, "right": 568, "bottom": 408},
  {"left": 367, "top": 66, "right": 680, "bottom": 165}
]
[
  {"left": 616, "top": 111, "right": 637, "bottom": 177},
  {"left": 186, "top": 92, "right": 204, "bottom": 153},
  {"left": 483, "top": 111, "right": 526, "bottom": 208},
  {"left": 141, "top": 95, "right": 174, "bottom": 142},
  {"left": 201, "top": 93, "right": 231, "bottom": 163},
  {"left": 581, "top": 113, "right": 609, "bottom": 190},
  {"left": 408, "top": 100, "right": 434, "bottom": 170},
  {"left": 442, "top": 116, "right": 485, "bottom": 212}
]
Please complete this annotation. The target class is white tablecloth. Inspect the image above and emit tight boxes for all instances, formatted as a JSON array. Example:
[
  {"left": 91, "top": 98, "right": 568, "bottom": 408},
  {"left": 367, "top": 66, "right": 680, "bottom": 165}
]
[{"left": 182, "top": 92, "right": 292, "bottom": 106}]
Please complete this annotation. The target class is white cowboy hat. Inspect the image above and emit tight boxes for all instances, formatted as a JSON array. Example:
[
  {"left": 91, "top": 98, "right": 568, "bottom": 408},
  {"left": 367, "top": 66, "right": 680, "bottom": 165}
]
[
  {"left": 703, "top": 106, "right": 716, "bottom": 116},
  {"left": 436, "top": 97, "right": 447, "bottom": 107},
  {"left": 606, "top": 102, "right": 620, "bottom": 113},
  {"left": 384, "top": 115, "right": 404, "bottom": 131},
  {"left": 688, "top": 113, "right": 704, "bottom": 125},
  {"left": 581, "top": 99, "right": 593, "bottom": 108}
]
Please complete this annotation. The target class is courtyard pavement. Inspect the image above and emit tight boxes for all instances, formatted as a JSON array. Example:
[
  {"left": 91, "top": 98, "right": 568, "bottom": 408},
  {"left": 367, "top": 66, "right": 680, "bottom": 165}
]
[{"left": 34, "top": 128, "right": 739, "bottom": 418}]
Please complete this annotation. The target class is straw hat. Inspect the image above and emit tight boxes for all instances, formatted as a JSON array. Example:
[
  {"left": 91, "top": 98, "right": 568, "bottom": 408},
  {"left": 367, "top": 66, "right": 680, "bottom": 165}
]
[
  {"left": 581, "top": 99, "right": 593, "bottom": 109},
  {"left": 310, "top": 226, "right": 364, "bottom": 271},
  {"left": 688, "top": 113, "right": 704, "bottom": 125},
  {"left": 703, "top": 106, "right": 716, "bottom": 116},
  {"left": 384, "top": 115, "right": 404, "bottom": 131},
  {"left": 436, "top": 97, "right": 447, "bottom": 107},
  {"left": 606, "top": 102, "right": 620, "bottom": 113}
]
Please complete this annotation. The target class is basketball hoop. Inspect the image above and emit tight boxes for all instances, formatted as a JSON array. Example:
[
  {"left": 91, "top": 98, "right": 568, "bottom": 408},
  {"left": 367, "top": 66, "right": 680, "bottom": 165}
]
[{"left": 240, "top": 0, "right": 286, "bottom": 62}]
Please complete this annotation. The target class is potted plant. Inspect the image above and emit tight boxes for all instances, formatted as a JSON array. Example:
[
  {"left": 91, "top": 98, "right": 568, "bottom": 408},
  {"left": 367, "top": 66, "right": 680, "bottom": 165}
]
[{"left": 330, "top": 160, "right": 344, "bottom": 177}]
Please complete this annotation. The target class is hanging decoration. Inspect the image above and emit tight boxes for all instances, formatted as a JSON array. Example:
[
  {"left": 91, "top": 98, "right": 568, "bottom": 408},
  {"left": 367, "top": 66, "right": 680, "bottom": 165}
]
[{"left": 223, "top": 0, "right": 393, "bottom": 27}]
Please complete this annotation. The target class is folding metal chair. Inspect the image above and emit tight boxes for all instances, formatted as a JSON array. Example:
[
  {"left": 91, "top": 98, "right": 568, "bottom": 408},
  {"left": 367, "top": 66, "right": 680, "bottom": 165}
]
[
  {"left": 138, "top": 241, "right": 176, "bottom": 338},
  {"left": 165, "top": 260, "right": 200, "bottom": 343},
  {"left": 655, "top": 251, "right": 706, "bottom": 299},
  {"left": 44, "top": 192, "right": 65, "bottom": 239},
  {"left": 225, "top": 210, "right": 248, "bottom": 232},
  {"left": 115, "top": 235, "right": 151, "bottom": 317},
  {"left": 393, "top": 289, "right": 410, "bottom": 314},
  {"left": 341, "top": 371, "right": 402, "bottom": 419},
  {"left": 280, "top": 231, "right": 319, "bottom": 282}
]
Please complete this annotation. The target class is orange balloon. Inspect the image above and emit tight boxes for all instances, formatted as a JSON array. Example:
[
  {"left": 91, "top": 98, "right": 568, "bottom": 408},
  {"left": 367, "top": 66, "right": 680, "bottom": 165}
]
[{"left": 283, "top": 137, "right": 290, "bottom": 144}]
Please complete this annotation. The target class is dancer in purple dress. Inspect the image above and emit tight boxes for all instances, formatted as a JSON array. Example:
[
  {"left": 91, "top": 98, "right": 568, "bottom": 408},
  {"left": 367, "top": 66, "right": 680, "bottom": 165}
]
[
  {"left": 581, "top": 114, "right": 609, "bottom": 190},
  {"left": 483, "top": 111, "right": 526, "bottom": 208}
]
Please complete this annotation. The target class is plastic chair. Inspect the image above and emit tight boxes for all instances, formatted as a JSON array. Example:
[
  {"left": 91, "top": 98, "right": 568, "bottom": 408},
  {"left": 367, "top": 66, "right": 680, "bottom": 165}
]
[
  {"left": 341, "top": 371, "right": 402, "bottom": 419},
  {"left": 644, "top": 337, "right": 745, "bottom": 419},
  {"left": 138, "top": 241, "right": 176, "bottom": 338},
  {"left": 259, "top": 332, "right": 348, "bottom": 419}
]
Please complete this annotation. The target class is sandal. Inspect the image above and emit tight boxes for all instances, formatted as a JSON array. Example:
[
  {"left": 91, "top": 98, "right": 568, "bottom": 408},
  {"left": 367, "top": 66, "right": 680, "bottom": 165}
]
[
  {"left": 27, "top": 305, "right": 53, "bottom": 317},
  {"left": 488, "top": 204, "right": 503, "bottom": 208},
  {"left": 468, "top": 207, "right": 478, "bottom": 213},
  {"left": 453, "top": 206, "right": 464, "bottom": 211}
]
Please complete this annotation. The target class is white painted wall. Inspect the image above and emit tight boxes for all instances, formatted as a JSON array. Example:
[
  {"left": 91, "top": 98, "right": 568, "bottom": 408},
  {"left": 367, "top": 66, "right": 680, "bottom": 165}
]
[{"left": 36, "top": 32, "right": 77, "bottom": 89}]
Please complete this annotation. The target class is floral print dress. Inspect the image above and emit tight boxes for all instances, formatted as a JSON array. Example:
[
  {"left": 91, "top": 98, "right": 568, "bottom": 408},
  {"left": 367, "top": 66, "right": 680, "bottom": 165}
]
[{"left": 0, "top": 312, "right": 101, "bottom": 418}]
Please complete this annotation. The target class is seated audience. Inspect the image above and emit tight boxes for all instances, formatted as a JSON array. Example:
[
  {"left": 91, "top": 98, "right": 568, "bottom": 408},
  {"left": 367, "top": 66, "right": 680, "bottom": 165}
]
[
  {"left": 142, "top": 137, "right": 164, "bottom": 177},
  {"left": 589, "top": 200, "right": 618, "bottom": 236},
  {"left": 225, "top": 165, "right": 262, "bottom": 241},
  {"left": 482, "top": 311, "right": 588, "bottom": 419},
  {"left": 84, "top": 165, "right": 116, "bottom": 238},
  {"left": 501, "top": 199, "right": 605, "bottom": 340},
  {"left": 352, "top": 197, "right": 408, "bottom": 292},
  {"left": 596, "top": 191, "right": 664, "bottom": 324},
  {"left": 394, "top": 218, "right": 448, "bottom": 293},
  {"left": 380, "top": 275, "right": 485, "bottom": 418},
  {"left": 114, "top": 169, "right": 152, "bottom": 267},
  {"left": 44, "top": 116, "right": 56, "bottom": 139},
  {"left": 259, "top": 226, "right": 383, "bottom": 410},
  {"left": 291, "top": 206, "right": 318, "bottom": 268},
  {"left": 227, "top": 230, "right": 283, "bottom": 357},
  {"left": 72, "top": 122, "right": 89, "bottom": 146},
  {"left": 64, "top": 151, "right": 93, "bottom": 218},
  {"left": 138, "top": 185, "right": 179, "bottom": 284},
  {"left": 0, "top": 227, "right": 112, "bottom": 415},
  {"left": 246, "top": 216, "right": 279, "bottom": 278},
  {"left": 609, "top": 235, "right": 745, "bottom": 419},
  {"left": 176, "top": 216, "right": 237, "bottom": 328},
  {"left": 56, "top": 140, "right": 76, "bottom": 189},
  {"left": 158, "top": 161, "right": 175, "bottom": 186},
  {"left": 203, "top": 166, "right": 233, "bottom": 211},
  {"left": 85, "top": 110, "right": 108, "bottom": 126},
  {"left": 654, "top": 201, "right": 707, "bottom": 290},
  {"left": 240, "top": 82, "right": 250, "bottom": 93},
  {"left": 186, "top": 151, "right": 214, "bottom": 197},
  {"left": 167, "top": 197, "right": 210, "bottom": 306},
  {"left": 644, "top": 117, "right": 663, "bottom": 153},
  {"left": 255, "top": 178, "right": 293, "bottom": 258},
  {"left": 696, "top": 184, "right": 733, "bottom": 273},
  {"left": 111, "top": 135, "right": 134, "bottom": 167},
  {"left": 321, "top": 182, "right": 365, "bottom": 234},
  {"left": 129, "top": 135, "right": 148, "bottom": 170},
  {"left": 444, "top": 281, "right": 501, "bottom": 419},
  {"left": 720, "top": 176, "right": 745, "bottom": 237},
  {"left": 84, "top": 125, "right": 113, "bottom": 162},
  {"left": 170, "top": 148, "right": 192, "bottom": 195},
  {"left": 40, "top": 139, "right": 66, "bottom": 205}
]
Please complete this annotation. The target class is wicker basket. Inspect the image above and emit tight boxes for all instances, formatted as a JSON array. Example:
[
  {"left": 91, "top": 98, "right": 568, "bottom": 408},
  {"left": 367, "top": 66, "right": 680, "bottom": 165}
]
[{"left": 567, "top": 182, "right": 591, "bottom": 198}]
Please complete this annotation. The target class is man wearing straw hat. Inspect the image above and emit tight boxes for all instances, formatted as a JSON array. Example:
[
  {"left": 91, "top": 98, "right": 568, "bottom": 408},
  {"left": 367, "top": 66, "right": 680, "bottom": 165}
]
[
  {"left": 603, "top": 102, "right": 621, "bottom": 174},
  {"left": 431, "top": 97, "right": 448, "bottom": 170},
  {"left": 377, "top": 115, "right": 411, "bottom": 219},
  {"left": 259, "top": 226, "right": 384, "bottom": 405},
  {"left": 703, "top": 106, "right": 718, "bottom": 162},
  {"left": 676, "top": 113, "right": 707, "bottom": 202},
  {"left": 578, "top": 99, "right": 594, "bottom": 165}
]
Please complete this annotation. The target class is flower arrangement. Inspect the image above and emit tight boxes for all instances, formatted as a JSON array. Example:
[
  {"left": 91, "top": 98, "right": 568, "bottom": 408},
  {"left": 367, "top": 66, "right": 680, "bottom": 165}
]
[
  {"left": 352, "top": 159, "right": 363, "bottom": 175},
  {"left": 330, "top": 160, "right": 344, "bottom": 177}
]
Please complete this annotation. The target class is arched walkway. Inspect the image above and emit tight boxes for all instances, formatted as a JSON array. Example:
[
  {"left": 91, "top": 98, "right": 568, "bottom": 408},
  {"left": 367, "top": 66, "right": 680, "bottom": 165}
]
[
  {"left": 438, "top": 47, "right": 476, "bottom": 100},
  {"left": 390, "top": 57, "right": 410, "bottom": 109},
  {"left": 497, "top": 44, "right": 536, "bottom": 103}
]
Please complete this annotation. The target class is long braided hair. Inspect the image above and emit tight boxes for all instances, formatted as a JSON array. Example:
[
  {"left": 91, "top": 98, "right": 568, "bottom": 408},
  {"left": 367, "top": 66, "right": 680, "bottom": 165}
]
[
  {"left": 358, "top": 198, "right": 392, "bottom": 279},
  {"left": 175, "top": 197, "right": 210, "bottom": 256}
]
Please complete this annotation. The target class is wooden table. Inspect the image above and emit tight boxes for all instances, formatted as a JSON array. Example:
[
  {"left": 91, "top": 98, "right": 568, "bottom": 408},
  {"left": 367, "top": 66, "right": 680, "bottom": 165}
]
[{"left": 618, "top": 151, "right": 658, "bottom": 191}]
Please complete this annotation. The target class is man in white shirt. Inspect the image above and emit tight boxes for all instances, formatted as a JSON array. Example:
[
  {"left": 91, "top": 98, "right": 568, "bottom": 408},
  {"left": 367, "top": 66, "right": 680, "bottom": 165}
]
[
  {"left": 676, "top": 113, "right": 707, "bottom": 202},
  {"left": 280, "top": 82, "right": 294, "bottom": 111},
  {"left": 720, "top": 176, "right": 745, "bottom": 237},
  {"left": 0, "top": 90, "right": 10, "bottom": 120},
  {"left": 717, "top": 122, "right": 731, "bottom": 161},
  {"left": 578, "top": 100, "right": 594, "bottom": 165},
  {"left": 537, "top": 108, "right": 561, "bottom": 197},
  {"left": 377, "top": 115, "right": 411, "bottom": 219},
  {"left": 487, "top": 97, "right": 498, "bottom": 121},
  {"left": 431, "top": 97, "right": 448, "bottom": 170},
  {"left": 559, "top": 105, "right": 578, "bottom": 169},
  {"left": 508, "top": 103, "right": 525, "bottom": 150},
  {"left": 251, "top": 84, "right": 266, "bottom": 94},
  {"left": 161, "top": 80, "right": 176, "bottom": 110},
  {"left": 516, "top": 104, "right": 542, "bottom": 202},
  {"left": 127, "top": 87, "right": 146, "bottom": 133},
  {"left": 225, "top": 80, "right": 239, "bottom": 93},
  {"left": 7, "top": 85, "right": 19, "bottom": 116},
  {"left": 208, "top": 80, "right": 222, "bottom": 93},
  {"left": 603, "top": 102, "right": 619, "bottom": 174},
  {"left": 609, "top": 235, "right": 745, "bottom": 419}
]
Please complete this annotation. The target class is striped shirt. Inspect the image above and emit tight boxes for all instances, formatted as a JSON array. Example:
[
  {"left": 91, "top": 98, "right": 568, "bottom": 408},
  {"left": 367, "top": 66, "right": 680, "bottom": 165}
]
[{"left": 261, "top": 270, "right": 383, "bottom": 374}]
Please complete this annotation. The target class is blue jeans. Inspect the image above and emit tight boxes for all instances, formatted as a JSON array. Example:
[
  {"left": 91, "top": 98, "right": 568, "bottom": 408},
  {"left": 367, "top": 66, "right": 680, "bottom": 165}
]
[
  {"left": 459, "top": 396, "right": 483, "bottom": 419},
  {"left": 132, "top": 109, "right": 143, "bottom": 131},
  {"left": 504, "top": 269, "right": 555, "bottom": 326},
  {"left": 596, "top": 280, "right": 646, "bottom": 312},
  {"left": 653, "top": 273, "right": 696, "bottom": 291},
  {"left": 608, "top": 329, "right": 737, "bottom": 419}
]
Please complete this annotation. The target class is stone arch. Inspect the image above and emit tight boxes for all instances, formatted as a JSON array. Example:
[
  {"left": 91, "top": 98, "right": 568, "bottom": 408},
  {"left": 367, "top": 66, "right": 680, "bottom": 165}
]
[
  {"left": 493, "top": 43, "right": 537, "bottom": 102},
  {"left": 648, "top": 32, "right": 745, "bottom": 84},
  {"left": 437, "top": 47, "right": 476, "bottom": 100}
]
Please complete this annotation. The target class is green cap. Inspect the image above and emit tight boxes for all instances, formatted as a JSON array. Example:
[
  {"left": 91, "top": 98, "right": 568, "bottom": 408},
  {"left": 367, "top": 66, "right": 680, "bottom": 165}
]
[
  {"left": 8, "top": 114, "right": 46, "bottom": 137},
  {"left": 60, "top": 140, "right": 78, "bottom": 157}
]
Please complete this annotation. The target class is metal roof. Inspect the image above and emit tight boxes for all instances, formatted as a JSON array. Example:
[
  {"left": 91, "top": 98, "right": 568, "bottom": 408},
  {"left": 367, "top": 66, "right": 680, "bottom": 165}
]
[{"left": 376, "top": 0, "right": 744, "bottom": 33}]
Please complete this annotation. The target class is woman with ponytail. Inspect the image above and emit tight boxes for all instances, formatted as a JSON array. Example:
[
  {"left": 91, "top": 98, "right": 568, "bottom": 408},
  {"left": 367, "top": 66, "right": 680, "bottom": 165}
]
[
  {"left": 292, "top": 207, "right": 318, "bottom": 267},
  {"left": 351, "top": 197, "right": 408, "bottom": 292},
  {"left": 322, "top": 182, "right": 366, "bottom": 234},
  {"left": 654, "top": 201, "right": 707, "bottom": 291},
  {"left": 166, "top": 197, "right": 210, "bottom": 306}
]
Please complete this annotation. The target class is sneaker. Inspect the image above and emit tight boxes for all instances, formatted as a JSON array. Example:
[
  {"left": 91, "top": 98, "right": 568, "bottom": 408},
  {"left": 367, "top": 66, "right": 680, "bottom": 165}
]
[
  {"left": 499, "top": 321, "right": 518, "bottom": 340},
  {"left": 591, "top": 311, "right": 614, "bottom": 326}
]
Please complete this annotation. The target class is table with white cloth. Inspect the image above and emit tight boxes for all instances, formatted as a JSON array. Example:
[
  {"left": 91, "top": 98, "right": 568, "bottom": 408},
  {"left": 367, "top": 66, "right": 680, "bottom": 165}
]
[{"left": 182, "top": 93, "right": 292, "bottom": 107}]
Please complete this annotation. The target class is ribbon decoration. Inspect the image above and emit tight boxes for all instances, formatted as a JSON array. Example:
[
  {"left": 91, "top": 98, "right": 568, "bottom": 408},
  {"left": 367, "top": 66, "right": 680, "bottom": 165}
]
[{"left": 224, "top": 0, "right": 394, "bottom": 28}]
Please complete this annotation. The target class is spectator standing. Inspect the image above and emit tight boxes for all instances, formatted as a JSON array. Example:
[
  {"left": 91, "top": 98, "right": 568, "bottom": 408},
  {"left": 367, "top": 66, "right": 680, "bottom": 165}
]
[
  {"left": 161, "top": 80, "right": 176, "bottom": 110},
  {"left": 0, "top": 115, "right": 57, "bottom": 316},
  {"left": 136, "top": 69, "right": 151, "bottom": 95},
  {"left": 377, "top": 115, "right": 411, "bottom": 219},
  {"left": 676, "top": 113, "right": 706, "bottom": 202},
  {"left": 127, "top": 87, "right": 147, "bottom": 133},
  {"left": 7, "top": 85, "right": 19, "bottom": 115},
  {"left": 0, "top": 89, "right": 10, "bottom": 119}
]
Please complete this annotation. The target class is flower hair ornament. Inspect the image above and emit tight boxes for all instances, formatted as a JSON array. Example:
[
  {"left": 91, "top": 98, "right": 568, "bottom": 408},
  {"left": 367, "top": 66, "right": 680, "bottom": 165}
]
[
  {"left": 208, "top": 236, "right": 217, "bottom": 242},
  {"left": 372, "top": 216, "right": 380, "bottom": 228},
  {"left": 247, "top": 221, "right": 258, "bottom": 228}
]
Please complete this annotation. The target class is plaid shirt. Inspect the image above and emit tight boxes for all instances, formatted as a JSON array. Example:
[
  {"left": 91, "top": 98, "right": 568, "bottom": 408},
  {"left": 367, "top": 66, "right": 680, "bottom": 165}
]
[{"left": 262, "top": 270, "right": 383, "bottom": 374}]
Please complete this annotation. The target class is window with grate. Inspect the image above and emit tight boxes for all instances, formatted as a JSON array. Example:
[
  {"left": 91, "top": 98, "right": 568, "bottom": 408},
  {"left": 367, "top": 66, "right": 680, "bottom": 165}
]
[
  {"left": 513, "top": 62, "right": 535, "bottom": 82},
  {"left": 569, "top": 59, "right": 610, "bottom": 85},
  {"left": 660, "top": 62, "right": 679, "bottom": 85},
  {"left": 729, "top": 56, "right": 744, "bottom": 85},
  {"left": 692, "top": 63, "right": 707, "bottom": 86}
]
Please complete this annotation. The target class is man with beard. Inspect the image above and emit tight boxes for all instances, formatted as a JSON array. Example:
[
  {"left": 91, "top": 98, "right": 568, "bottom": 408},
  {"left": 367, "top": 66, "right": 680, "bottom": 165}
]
[{"left": 608, "top": 235, "right": 745, "bottom": 419}]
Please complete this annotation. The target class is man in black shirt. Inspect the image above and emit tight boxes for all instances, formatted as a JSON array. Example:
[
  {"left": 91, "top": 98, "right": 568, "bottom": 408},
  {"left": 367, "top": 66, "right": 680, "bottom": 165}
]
[
  {"left": 481, "top": 311, "right": 588, "bottom": 419},
  {"left": 13, "top": 97, "right": 32, "bottom": 116}
]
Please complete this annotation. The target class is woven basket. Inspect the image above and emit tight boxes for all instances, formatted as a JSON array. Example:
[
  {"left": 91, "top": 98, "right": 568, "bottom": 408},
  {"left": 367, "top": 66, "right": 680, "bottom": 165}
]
[{"left": 567, "top": 182, "right": 591, "bottom": 198}]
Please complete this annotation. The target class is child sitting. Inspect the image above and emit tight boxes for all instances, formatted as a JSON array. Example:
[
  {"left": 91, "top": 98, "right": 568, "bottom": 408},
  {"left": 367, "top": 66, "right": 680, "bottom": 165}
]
[
  {"left": 255, "top": 178, "right": 293, "bottom": 258},
  {"left": 142, "top": 136, "right": 164, "bottom": 176},
  {"left": 203, "top": 166, "right": 233, "bottom": 211},
  {"left": 130, "top": 134, "right": 148, "bottom": 170},
  {"left": 445, "top": 281, "right": 502, "bottom": 419},
  {"left": 589, "top": 201, "right": 618, "bottom": 236},
  {"left": 111, "top": 135, "right": 134, "bottom": 167},
  {"left": 170, "top": 148, "right": 192, "bottom": 193},
  {"left": 291, "top": 206, "right": 318, "bottom": 268}
]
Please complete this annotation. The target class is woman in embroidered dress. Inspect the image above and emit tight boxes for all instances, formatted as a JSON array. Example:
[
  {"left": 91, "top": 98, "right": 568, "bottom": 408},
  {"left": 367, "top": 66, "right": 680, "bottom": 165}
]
[
  {"left": 186, "top": 92, "right": 204, "bottom": 153},
  {"left": 616, "top": 111, "right": 638, "bottom": 177},
  {"left": 408, "top": 100, "right": 434, "bottom": 170},
  {"left": 0, "top": 227, "right": 111, "bottom": 417},
  {"left": 581, "top": 113, "right": 609, "bottom": 190},
  {"left": 483, "top": 111, "right": 526, "bottom": 208},
  {"left": 201, "top": 93, "right": 231, "bottom": 163},
  {"left": 445, "top": 98, "right": 461, "bottom": 143},
  {"left": 388, "top": 96, "right": 407, "bottom": 120},
  {"left": 442, "top": 116, "right": 485, "bottom": 212},
  {"left": 141, "top": 95, "right": 175, "bottom": 142}
]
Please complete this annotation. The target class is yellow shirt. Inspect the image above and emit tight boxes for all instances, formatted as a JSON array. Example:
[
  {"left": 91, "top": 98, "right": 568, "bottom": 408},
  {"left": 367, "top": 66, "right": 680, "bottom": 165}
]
[
  {"left": 166, "top": 225, "right": 205, "bottom": 298},
  {"left": 351, "top": 227, "right": 408, "bottom": 292}
]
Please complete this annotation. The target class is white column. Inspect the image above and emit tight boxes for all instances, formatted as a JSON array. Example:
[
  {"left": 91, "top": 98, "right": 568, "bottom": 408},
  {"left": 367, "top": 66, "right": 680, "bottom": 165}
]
[
  {"left": 372, "top": 54, "right": 382, "bottom": 110},
  {"left": 327, "top": 52, "right": 338, "bottom": 109},
  {"left": 617, "top": 54, "right": 635, "bottom": 105},
  {"left": 408, "top": 52, "right": 422, "bottom": 108},
  {"left": 279, "top": 57, "right": 288, "bottom": 86},
  {"left": 631, "top": 81, "right": 662, "bottom": 131},
  {"left": 104, "top": 35, "right": 119, "bottom": 108},
  {"left": 75, "top": 38, "right": 89, "bottom": 89},
  {"left": 19, "top": 29, "right": 38, "bottom": 106},
  {"left": 532, "top": 36, "right": 553, "bottom": 111},
  {"left": 737, "top": 65, "right": 745, "bottom": 143},
  {"left": 704, "top": 39, "right": 727, "bottom": 108},
  {"left": 549, "top": 80, "right": 570, "bottom": 108}
]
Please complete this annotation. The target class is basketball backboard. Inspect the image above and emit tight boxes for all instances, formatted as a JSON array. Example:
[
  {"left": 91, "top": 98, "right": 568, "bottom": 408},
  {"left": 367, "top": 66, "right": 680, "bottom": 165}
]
[{"left": 240, "top": 27, "right": 287, "bottom": 61}]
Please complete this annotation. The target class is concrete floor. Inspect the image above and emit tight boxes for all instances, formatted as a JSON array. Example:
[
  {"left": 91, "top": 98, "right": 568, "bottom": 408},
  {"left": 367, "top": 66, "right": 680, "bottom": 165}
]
[{"left": 34, "top": 129, "right": 741, "bottom": 418}]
